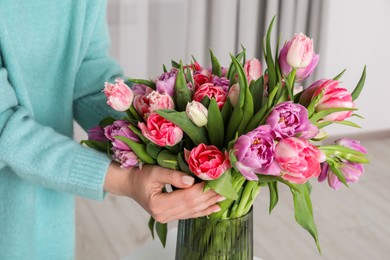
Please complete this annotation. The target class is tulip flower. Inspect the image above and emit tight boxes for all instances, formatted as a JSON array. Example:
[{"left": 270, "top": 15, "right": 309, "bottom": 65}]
[
  {"left": 279, "top": 33, "right": 318, "bottom": 82},
  {"left": 244, "top": 58, "right": 262, "bottom": 83},
  {"left": 186, "top": 101, "right": 208, "bottom": 127},
  {"left": 299, "top": 79, "right": 355, "bottom": 121},
  {"left": 103, "top": 78, "right": 134, "bottom": 111}
]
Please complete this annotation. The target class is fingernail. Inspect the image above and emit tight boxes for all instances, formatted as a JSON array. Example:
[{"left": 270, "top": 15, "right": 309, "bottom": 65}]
[
  {"left": 213, "top": 206, "right": 221, "bottom": 213},
  {"left": 182, "top": 176, "right": 194, "bottom": 186},
  {"left": 217, "top": 196, "right": 226, "bottom": 202}
]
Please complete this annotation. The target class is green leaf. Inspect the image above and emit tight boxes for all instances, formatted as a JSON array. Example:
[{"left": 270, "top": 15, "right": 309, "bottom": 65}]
[
  {"left": 128, "top": 106, "right": 143, "bottom": 122},
  {"left": 225, "top": 107, "right": 243, "bottom": 145},
  {"left": 236, "top": 86, "right": 254, "bottom": 135},
  {"left": 163, "top": 64, "right": 168, "bottom": 73},
  {"left": 155, "top": 109, "right": 208, "bottom": 146},
  {"left": 326, "top": 159, "right": 348, "bottom": 187},
  {"left": 310, "top": 107, "right": 357, "bottom": 123},
  {"left": 209, "top": 49, "right": 222, "bottom": 77},
  {"left": 220, "top": 99, "right": 232, "bottom": 129},
  {"left": 114, "top": 136, "right": 156, "bottom": 164},
  {"left": 331, "top": 120, "right": 361, "bottom": 128},
  {"left": 316, "top": 121, "right": 332, "bottom": 129},
  {"left": 128, "top": 124, "right": 148, "bottom": 143},
  {"left": 146, "top": 142, "right": 163, "bottom": 159},
  {"left": 291, "top": 183, "right": 321, "bottom": 253},
  {"left": 245, "top": 104, "right": 267, "bottom": 133},
  {"left": 157, "top": 150, "right": 179, "bottom": 170},
  {"left": 268, "top": 182, "right": 279, "bottom": 214},
  {"left": 264, "top": 15, "right": 277, "bottom": 91},
  {"left": 229, "top": 54, "right": 248, "bottom": 109},
  {"left": 351, "top": 65, "right": 366, "bottom": 101},
  {"left": 177, "top": 153, "right": 195, "bottom": 177},
  {"left": 200, "top": 96, "right": 211, "bottom": 108},
  {"left": 207, "top": 168, "right": 238, "bottom": 200},
  {"left": 171, "top": 60, "right": 180, "bottom": 68},
  {"left": 228, "top": 54, "right": 254, "bottom": 136},
  {"left": 127, "top": 78, "right": 156, "bottom": 89},
  {"left": 207, "top": 99, "right": 224, "bottom": 148},
  {"left": 185, "top": 67, "right": 194, "bottom": 85},
  {"left": 333, "top": 68, "right": 346, "bottom": 80},
  {"left": 148, "top": 216, "right": 155, "bottom": 240},
  {"left": 156, "top": 222, "right": 167, "bottom": 248},
  {"left": 250, "top": 76, "right": 264, "bottom": 113},
  {"left": 320, "top": 146, "right": 369, "bottom": 164},
  {"left": 99, "top": 117, "right": 116, "bottom": 127},
  {"left": 175, "top": 62, "right": 192, "bottom": 111},
  {"left": 80, "top": 140, "right": 109, "bottom": 153},
  {"left": 227, "top": 48, "right": 246, "bottom": 83}
]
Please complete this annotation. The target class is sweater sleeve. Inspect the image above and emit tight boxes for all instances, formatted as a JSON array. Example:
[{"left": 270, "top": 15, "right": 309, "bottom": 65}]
[
  {"left": 0, "top": 63, "right": 111, "bottom": 200},
  {"left": 73, "top": 1, "right": 124, "bottom": 131},
  {"left": 0, "top": 3, "right": 121, "bottom": 201}
]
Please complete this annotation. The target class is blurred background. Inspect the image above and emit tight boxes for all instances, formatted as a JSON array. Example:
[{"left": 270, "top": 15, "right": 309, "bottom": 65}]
[{"left": 74, "top": 0, "right": 390, "bottom": 259}]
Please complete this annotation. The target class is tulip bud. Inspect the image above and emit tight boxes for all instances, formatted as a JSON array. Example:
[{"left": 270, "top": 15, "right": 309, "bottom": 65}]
[
  {"left": 244, "top": 58, "right": 262, "bottom": 83},
  {"left": 186, "top": 101, "right": 208, "bottom": 127},
  {"left": 103, "top": 78, "right": 134, "bottom": 111},
  {"left": 227, "top": 83, "right": 240, "bottom": 107},
  {"left": 286, "top": 33, "right": 314, "bottom": 69}
]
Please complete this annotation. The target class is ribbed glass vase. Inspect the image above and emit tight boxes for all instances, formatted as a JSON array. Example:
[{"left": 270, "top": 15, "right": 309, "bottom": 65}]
[{"left": 175, "top": 209, "right": 253, "bottom": 260}]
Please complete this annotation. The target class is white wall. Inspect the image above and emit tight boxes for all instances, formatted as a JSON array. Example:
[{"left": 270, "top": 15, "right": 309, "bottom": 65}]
[{"left": 317, "top": 0, "right": 390, "bottom": 136}]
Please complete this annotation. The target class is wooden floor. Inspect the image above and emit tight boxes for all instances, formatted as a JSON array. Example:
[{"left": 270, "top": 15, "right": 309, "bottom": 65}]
[{"left": 76, "top": 132, "right": 390, "bottom": 260}]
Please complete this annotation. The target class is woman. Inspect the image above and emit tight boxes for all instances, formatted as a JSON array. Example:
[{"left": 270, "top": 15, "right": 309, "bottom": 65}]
[{"left": 0, "top": 1, "right": 222, "bottom": 258}]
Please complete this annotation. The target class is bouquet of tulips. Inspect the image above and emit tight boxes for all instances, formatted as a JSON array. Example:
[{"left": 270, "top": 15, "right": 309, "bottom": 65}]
[{"left": 82, "top": 17, "right": 369, "bottom": 253}]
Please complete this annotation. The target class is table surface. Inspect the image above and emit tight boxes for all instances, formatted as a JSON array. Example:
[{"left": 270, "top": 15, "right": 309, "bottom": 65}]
[{"left": 123, "top": 228, "right": 262, "bottom": 260}]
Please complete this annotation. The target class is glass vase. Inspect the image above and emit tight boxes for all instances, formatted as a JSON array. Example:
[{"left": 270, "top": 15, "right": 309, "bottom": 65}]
[{"left": 175, "top": 209, "right": 253, "bottom": 260}]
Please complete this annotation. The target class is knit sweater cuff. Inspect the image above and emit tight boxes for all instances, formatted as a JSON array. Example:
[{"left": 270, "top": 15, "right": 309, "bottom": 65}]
[{"left": 68, "top": 146, "right": 111, "bottom": 200}]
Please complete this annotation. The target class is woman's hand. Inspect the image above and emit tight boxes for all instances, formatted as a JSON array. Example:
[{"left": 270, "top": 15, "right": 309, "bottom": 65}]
[{"left": 104, "top": 162, "right": 224, "bottom": 223}]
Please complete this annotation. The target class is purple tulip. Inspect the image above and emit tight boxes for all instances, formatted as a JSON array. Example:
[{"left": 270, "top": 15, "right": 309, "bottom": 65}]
[
  {"left": 266, "top": 101, "right": 319, "bottom": 140},
  {"left": 104, "top": 120, "right": 140, "bottom": 150},
  {"left": 233, "top": 125, "right": 280, "bottom": 181},
  {"left": 279, "top": 36, "right": 319, "bottom": 82},
  {"left": 112, "top": 147, "right": 140, "bottom": 169},
  {"left": 87, "top": 126, "right": 109, "bottom": 141},
  {"left": 156, "top": 69, "right": 177, "bottom": 97},
  {"left": 131, "top": 84, "right": 153, "bottom": 96},
  {"left": 318, "top": 138, "right": 367, "bottom": 190},
  {"left": 319, "top": 162, "right": 364, "bottom": 190},
  {"left": 212, "top": 76, "right": 230, "bottom": 92},
  {"left": 336, "top": 138, "right": 367, "bottom": 154}
]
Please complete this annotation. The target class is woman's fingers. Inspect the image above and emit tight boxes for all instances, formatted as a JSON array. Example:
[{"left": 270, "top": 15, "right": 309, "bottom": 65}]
[{"left": 149, "top": 182, "right": 225, "bottom": 223}]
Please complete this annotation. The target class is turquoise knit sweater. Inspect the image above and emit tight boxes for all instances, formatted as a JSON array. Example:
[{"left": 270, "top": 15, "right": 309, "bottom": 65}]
[{"left": 0, "top": 1, "right": 123, "bottom": 259}]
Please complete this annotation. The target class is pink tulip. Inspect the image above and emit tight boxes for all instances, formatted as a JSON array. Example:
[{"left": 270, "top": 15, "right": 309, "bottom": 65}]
[
  {"left": 286, "top": 33, "right": 314, "bottom": 69},
  {"left": 279, "top": 34, "right": 318, "bottom": 82},
  {"left": 244, "top": 58, "right": 262, "bottom": 83},
  {"left": 103, "top": 78, "right": 134, "bottom": 111},
  {"left": 133, "top": 90, "right": 175, "bottom": 119},
  {"left": 300, "top": 79, "right": 355, "bottom": 121},
  {"left": 138, "top": 113, "right": 183, "bottom": 147},
  {"left": 193, "top": 69, "right": 212, "bottom": 90},
  {"left": 187, "top": 144, "right": 230, "bottom": 180},
  {"left": 275, "top": 137, "right": 325, "bottom": 184},
  {"left": 227, "top": 83, "right": 240, "bottom": 107},
  {"left": 193, "top": 83, "right": 227, "bottom": 109}
]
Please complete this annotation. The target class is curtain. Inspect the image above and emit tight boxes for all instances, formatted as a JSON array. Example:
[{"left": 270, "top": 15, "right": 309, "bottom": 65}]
[{"left": 107, "top": 0, "right": 324, "bottom": 79}]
